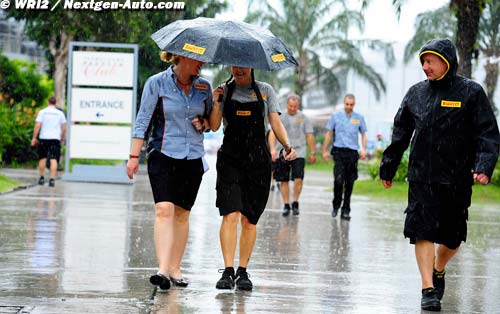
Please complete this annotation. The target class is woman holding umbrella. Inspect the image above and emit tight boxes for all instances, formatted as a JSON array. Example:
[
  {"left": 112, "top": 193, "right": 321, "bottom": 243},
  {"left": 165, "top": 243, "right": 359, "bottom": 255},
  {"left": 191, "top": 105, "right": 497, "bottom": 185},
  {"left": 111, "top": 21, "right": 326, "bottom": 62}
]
[
  {"left": 126, "top": 52, "right": 212, "bottom": 291},
  {"left": 210, "top": 66, "right": 296, "bottom": 290}
]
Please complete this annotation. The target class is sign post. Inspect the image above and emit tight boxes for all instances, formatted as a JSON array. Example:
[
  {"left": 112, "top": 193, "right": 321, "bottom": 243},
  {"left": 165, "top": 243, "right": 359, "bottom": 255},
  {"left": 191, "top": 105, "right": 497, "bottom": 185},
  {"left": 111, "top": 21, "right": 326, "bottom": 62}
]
[{"left": 63, "top": 42, "right": 138, "bottom": 184}]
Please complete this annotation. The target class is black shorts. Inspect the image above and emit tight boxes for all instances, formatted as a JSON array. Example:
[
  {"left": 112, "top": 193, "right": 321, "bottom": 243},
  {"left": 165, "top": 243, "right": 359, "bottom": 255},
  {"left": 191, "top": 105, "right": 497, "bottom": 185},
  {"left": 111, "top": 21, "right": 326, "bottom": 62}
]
[
  {"left": 37, "top": 139, "right": 61, "bottom": 161},
  {"left": 216, "top": 150, "right": 271, "bottom": 225},
  {"left": 147, "top": 150, "right": 204, "bottom": 210},
  {"left": 404, "top": 182, "right": 471, "bottom": 249},
  {"left": 274, "top": 158, "right": 305, "bottom": 182}
]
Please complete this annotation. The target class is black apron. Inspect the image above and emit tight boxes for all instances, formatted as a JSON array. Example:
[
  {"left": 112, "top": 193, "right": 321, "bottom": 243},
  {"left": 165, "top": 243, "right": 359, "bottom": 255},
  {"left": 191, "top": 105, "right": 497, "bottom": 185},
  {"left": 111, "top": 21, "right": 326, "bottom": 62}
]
[{"left": 215, "top": 82, "right": 272, "bottom": 225}]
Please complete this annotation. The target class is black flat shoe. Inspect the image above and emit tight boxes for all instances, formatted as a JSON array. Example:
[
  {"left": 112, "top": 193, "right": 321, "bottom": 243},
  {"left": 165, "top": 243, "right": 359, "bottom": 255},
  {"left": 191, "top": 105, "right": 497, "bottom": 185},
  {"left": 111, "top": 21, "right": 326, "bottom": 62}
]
[
  {"left": 150, "top": 273, "right": 170, "bottom": 290},
  {"left": 169, "top": 275, "right": 189, "bottom": 287}
]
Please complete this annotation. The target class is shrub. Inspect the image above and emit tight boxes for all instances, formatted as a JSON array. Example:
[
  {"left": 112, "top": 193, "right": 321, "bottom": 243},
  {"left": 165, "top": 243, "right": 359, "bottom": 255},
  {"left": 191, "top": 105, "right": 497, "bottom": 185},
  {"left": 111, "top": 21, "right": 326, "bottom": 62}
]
[
  {"left": 367, "top": 150, "right": 409, "bottom": 182},
  {"left": 0, "top": 55, "right": 52, "bottom": 164}
]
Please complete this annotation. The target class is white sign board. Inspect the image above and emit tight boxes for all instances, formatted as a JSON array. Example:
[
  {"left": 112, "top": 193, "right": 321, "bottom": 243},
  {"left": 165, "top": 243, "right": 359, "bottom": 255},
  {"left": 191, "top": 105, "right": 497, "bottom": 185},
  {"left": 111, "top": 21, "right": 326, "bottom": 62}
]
[
  {"left": 71, "top": 88, "right": 133, "bottom": 123},
  {"left": 69, "top": 125, "right": 131, "bottom": 160},
  {"left": 72, "top": 51, "right": 134, "bottom": 87}
]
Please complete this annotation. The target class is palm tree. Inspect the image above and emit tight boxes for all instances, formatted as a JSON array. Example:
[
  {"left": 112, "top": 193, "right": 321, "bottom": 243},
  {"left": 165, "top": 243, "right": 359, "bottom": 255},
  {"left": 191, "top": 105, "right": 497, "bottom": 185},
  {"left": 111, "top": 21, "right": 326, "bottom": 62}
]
[
  {"left": 393, "top": 0, "right": 484, "bottom": 78},
  {"left": 402, "top": 5, "right": 456, "bottom": 63},
  {"left": 246, "top": 0, "right": 394, "bottom": 103}
]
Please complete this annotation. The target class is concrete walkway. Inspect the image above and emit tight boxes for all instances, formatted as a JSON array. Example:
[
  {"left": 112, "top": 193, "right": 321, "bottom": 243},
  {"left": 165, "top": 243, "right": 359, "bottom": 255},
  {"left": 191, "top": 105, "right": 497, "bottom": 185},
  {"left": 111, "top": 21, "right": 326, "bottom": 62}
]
[{"left": 1, "top": 155, "right": 499, "bottom": 313}]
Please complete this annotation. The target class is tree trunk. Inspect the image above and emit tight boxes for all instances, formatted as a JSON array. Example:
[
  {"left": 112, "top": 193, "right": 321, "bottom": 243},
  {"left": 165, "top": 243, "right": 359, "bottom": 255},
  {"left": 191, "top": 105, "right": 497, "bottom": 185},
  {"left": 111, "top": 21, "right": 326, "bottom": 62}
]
[
  {"left": 49, "top": 32, "right": 74, "bottom": 109},
  {"left": 484, "top": 60, "right": 499, "bottom": 115},
  {"left": 453, "top": 0, "right": 482, "bottom": 78}
]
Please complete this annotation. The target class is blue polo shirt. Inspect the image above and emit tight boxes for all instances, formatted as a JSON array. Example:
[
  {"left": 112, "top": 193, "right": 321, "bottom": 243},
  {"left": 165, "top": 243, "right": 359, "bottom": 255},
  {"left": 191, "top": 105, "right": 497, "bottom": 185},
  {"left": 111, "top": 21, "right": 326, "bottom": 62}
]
[
  {"left": 132, "top": 66, "right": 213, "bottom": 159},
  {"left": 325, "top": 110, "right": 367, "bottom": 151}
]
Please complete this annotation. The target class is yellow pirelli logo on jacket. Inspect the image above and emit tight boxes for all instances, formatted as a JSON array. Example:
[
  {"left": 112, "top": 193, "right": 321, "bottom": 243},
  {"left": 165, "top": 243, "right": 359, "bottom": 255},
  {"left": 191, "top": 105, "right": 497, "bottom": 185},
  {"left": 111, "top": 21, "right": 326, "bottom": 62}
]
[
  {"left": 441, "top": 100, "right": 461, "bottom": 108},
  {"left": 295, "top": 118, "right": 303, "bottom": 123},
  {"left": 182, "top": 43, "right": 206, "bottom": 55},
  {"left": 236, "top": 110, "right": 251, "bottom": 116},
  {"left": 351, "top": 119, "right": 360, "bottom": 124}
]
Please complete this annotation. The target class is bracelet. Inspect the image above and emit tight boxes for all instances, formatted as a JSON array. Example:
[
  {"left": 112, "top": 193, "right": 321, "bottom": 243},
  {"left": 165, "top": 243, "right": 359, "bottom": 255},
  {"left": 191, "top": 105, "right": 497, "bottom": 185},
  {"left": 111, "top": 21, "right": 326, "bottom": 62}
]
[{"left": 129, "top": 154, "right": 139, "bottom": 159}]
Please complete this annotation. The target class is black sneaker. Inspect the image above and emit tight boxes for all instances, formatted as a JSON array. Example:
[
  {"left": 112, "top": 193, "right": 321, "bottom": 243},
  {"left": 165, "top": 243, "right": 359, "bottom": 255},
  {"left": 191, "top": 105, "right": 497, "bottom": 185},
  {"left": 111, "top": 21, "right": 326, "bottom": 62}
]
[
  {"left": 216, "top": 268, "right": 235, "bottom": 289},
  {"left": 150, "top": 272, "right": 170, "bottom": 291},
  {"left": 433, "top": 268, "right": 446, "bottom": 300},
  {"left": 292, "top": 201, "right": 299, "bottom": 215},
  {"left": 235, "top": 267, "right": 253, "bottom": 291},
  {"left": 38, "top": 176, "right": 45, "bottom": 185},
  {"left": 48, "top": 178, "right": 55, "bottom": 187},
  {"left": 282, "top": 204, "right": 291, "bottom": 217},
  {"left": 421, "top": 288, "right": 441, "bottom": 311}
]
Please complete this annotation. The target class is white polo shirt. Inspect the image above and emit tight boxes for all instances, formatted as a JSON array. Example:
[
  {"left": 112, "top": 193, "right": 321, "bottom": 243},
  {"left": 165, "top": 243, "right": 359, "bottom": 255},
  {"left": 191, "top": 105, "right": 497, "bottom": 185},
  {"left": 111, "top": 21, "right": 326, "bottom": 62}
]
[{"left": 35, "top": 105, "right": 67, "bottom": 140}]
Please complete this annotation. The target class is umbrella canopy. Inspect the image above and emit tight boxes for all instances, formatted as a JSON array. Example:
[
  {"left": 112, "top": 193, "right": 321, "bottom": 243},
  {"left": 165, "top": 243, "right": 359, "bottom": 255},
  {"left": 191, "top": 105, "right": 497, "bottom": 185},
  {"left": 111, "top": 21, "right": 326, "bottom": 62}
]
[{"left": 151, "top": 17, "right": 298, "bottom": 71}]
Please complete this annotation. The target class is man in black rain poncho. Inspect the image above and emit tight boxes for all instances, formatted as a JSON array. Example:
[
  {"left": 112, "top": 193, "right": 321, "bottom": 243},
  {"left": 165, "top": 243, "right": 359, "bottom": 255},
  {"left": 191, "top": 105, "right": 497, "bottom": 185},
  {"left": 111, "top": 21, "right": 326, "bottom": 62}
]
[{"left": 380, "top": 38, "right": 500, "bottom": 312}]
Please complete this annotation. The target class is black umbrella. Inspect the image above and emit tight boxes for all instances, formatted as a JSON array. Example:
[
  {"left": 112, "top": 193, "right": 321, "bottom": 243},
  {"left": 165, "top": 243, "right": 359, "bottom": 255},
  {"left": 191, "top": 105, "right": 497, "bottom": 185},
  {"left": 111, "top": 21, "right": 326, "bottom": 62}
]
[{"left": 151, "top": 17, "right": 298, "bottom": 71}]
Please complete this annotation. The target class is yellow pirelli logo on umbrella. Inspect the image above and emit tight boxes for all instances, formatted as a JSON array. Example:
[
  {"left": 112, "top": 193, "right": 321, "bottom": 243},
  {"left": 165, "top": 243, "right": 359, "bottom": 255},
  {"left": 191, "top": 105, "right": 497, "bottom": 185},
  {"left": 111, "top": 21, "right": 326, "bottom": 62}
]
[
  {"left": 441, "top": 100, "right": 461, "bottom": 108},
  {"left": 271, "top": 53, "right": 286, "bottom": 62},
  {"left": 236, "top": 110, "right": 251, "bottom": 116},
  {"left": 183, "top": 43, "right": 206, "bottom": 55}
]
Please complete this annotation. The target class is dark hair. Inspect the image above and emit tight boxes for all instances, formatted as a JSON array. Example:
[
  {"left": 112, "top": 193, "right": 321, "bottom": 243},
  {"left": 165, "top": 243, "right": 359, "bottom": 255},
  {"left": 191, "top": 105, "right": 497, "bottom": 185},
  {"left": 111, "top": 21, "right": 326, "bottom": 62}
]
[{"left": 48, "top": 96, "right": 56, "bottom": 104}]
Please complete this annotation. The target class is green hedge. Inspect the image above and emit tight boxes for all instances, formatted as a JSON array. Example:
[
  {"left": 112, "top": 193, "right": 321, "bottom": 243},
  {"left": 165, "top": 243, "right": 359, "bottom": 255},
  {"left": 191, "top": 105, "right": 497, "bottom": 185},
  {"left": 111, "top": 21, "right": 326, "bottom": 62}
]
[{"left": 367, "top": 150, "right": 409, "bottom": 182}]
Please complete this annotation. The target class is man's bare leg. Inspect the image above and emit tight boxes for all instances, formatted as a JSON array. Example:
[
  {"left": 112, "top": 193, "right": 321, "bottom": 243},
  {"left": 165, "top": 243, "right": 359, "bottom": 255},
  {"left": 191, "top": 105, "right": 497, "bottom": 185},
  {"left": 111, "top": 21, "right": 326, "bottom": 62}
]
[
  {"left": 435, "top": 244, "right": 459, "bottom": 272},
  {"left": 415, "top": 240, "right": 435, "bottom": 289}
]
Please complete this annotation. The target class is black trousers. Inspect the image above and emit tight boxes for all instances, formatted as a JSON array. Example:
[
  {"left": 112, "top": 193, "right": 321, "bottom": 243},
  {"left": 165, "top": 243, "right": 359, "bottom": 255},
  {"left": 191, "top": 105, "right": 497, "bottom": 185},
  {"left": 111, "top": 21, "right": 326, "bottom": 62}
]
[{"left": 332, "top": 147, "right": 359, "bottom": 215}]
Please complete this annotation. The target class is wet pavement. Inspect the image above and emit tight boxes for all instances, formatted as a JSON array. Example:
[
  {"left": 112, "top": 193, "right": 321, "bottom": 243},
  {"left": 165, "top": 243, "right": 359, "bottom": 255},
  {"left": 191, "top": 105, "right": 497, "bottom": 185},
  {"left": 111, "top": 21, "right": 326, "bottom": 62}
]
[{"left": 1, "top": 155, "right": 500, "bottom": 313}]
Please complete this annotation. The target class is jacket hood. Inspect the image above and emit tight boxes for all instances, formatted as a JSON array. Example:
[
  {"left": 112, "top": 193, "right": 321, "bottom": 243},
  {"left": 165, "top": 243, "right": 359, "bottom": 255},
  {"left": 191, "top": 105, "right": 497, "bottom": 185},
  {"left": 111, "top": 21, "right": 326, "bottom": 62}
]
[{"left": 419, "top": 38, "right": 458, "bottom": 81}]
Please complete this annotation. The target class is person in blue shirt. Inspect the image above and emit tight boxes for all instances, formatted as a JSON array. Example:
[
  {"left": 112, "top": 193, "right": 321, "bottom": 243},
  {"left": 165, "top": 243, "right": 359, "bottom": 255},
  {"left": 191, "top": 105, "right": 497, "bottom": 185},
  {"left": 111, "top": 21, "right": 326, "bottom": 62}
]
[
  {"left": 322, "top": 94, "right": 367, "bottom": 220},
  {"left": 126, "top": 52, "right": 212, "bottom": 291}
]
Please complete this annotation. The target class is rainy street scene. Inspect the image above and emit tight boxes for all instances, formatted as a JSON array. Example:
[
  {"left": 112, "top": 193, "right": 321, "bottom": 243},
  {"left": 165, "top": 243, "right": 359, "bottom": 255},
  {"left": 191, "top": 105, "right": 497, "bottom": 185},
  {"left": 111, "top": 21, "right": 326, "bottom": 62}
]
[{"left": 1, "top": 0, "right": 500, "bottom": 313}]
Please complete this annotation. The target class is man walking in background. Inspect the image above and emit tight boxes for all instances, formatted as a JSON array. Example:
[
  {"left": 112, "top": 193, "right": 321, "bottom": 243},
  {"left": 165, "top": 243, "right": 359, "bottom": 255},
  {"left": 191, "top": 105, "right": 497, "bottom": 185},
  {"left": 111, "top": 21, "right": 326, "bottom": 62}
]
[
  {"left": 269, "top": 94, "right": 316, "bottom": 216},
  {"left": 380, "top": 38, "right": 500, "bottom": 311},
  {"left": 322, "top": 94, "right": 367, "bottom": 220},
  {"left": 31, "top": 96, "right": 66, "bottom": 187}
]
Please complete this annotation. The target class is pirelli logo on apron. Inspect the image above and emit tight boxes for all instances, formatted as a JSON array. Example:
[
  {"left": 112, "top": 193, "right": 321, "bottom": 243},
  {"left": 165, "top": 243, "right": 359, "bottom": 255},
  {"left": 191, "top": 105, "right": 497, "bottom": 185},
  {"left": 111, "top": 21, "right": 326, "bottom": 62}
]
[
  {"left": 236, "top": 110, "right": 252, "bottom": 116},
  {"left": 441, "top": 100, "right": 461, "bottom": 108},
  {"left": 251, "top": 92, "right": 267, "bottom": 100}
]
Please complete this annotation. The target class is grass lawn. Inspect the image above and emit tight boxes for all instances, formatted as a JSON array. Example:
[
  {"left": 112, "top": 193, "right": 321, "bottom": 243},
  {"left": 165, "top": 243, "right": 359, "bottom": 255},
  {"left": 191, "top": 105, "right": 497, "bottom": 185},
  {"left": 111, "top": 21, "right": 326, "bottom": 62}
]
[
  {"left": 0, "top": 174, "right": 21, "bottom": 193},
  {"left": 353, "top": 180, "right": 500, "bottom": 205}
]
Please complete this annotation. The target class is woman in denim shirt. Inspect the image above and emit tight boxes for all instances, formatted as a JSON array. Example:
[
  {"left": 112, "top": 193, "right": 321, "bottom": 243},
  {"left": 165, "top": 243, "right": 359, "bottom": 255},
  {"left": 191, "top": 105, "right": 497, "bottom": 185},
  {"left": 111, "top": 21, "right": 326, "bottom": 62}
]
[{"left": 127, "top": 52, "right": 212, "bottom": 291}]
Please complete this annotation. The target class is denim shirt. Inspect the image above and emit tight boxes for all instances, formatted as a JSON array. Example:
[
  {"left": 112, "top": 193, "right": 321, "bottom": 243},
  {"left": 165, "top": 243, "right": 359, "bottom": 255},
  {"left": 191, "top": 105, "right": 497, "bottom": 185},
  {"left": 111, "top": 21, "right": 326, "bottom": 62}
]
[
  {"left": 325, "top": 110, "right": 367, "bottom": 151},
  {"left": 132, "top": 66, "right": 213, "bottom": 159}
]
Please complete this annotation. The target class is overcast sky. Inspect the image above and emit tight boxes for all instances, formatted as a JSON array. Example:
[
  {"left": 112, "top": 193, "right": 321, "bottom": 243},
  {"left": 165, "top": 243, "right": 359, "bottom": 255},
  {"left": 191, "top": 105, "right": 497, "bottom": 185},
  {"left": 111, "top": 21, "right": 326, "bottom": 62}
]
[{"left": 216, "top": 0, "right": 450, "bottom": 43}]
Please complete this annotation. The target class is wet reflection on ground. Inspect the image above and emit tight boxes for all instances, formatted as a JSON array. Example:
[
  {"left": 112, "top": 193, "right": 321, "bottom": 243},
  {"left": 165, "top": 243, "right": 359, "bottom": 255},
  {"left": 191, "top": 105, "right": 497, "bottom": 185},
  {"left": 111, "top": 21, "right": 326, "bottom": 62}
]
[{"left": 1, "top": 155, "right": 500, "bottom": 313}]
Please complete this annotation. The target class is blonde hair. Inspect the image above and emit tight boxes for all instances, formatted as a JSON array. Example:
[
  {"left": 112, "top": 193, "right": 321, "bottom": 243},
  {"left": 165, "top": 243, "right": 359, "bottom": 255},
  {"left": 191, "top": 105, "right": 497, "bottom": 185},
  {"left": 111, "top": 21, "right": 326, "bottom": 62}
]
[{"left": 160, "top": 51, "right": 180, "bottom": 64}]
